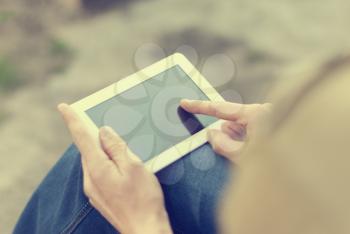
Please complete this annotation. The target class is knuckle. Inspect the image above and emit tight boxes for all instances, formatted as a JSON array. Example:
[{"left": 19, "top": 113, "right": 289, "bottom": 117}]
[
  {"left": 129, "top": 161, "right": 143, "bottom": 172},
  {"left": 106, "top": 141, "right": 126, "bottom": 154},
  {"left": 208, "top": 103, "right": 217, "bottom": 116}
]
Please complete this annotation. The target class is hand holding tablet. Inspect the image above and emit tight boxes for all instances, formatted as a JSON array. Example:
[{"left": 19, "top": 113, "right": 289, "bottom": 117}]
[
  {"left": 57, "top": 53, "right": 270, "bottom": 233},
  {"left": 63, "top": 53, "right": 269, "bottom": 170},
  {"left": 58, "top": 104, "right": 172, "bottom": 234},
  {"left": 69, "top": 53, "right": 226, "bottom": 172},
  {"left": 56, "top": 52, "right": 272, "bottom": 234}
]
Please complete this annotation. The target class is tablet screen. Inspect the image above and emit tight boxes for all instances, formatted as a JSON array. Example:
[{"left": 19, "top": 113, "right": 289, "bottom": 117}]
[{"left": 86, "top": 65, "right": 217, "bottom": 162}]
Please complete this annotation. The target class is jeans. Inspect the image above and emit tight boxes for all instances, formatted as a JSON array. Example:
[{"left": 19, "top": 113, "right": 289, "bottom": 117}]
[{"left": 14, "top": 143, "right": 231, "bottom": 234}]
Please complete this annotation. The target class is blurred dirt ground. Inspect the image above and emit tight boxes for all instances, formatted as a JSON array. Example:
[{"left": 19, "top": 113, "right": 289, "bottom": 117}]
[{"left": 1, "top": 0, "right": 349, "bottom": 232}]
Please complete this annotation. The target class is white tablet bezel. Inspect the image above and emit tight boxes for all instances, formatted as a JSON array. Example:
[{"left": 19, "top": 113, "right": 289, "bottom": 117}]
[{"left": 71, "top": 53, "right": 225, "bottom": 173}]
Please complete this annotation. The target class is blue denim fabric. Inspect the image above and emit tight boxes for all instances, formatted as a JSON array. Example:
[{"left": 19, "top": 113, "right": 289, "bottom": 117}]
[{"left": 14, "top": 143, "right": 231, "bottom": 234}]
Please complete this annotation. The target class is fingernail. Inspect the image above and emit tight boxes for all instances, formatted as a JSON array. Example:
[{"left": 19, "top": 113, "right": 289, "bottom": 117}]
[
  {"left": 100, "top": 126, "right": 114, "bottom": 139},
  {"left": 180, "top": 99, "right": 187, "bottom": 104},
  {"left": 57, "top": 103, "right": 68, "bottom": 112},
  {"left": 180, "top": 99, "right": 192, "bottom": 105}
]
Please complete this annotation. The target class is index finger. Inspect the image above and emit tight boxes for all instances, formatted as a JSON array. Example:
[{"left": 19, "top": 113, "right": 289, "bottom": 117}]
[
  {"left": 180, "top": 99, "right": 244, "bottom": 121},
  {"left": 58, "top": 103, "right": 107, "bottom": 162}
]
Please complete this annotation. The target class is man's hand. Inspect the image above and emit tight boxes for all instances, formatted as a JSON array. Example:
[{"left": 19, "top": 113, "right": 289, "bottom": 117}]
[
  {"left": 58, "top": 104, "right": 172, "bottom": 234},
  {"left": 180, "top": 99, "right": 271, "bottom": 163}
]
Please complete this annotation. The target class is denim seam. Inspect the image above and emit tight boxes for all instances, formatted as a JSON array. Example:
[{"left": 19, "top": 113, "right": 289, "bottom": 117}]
[{"left": 59, "top": 202, "right": 93, "bottom": 234}]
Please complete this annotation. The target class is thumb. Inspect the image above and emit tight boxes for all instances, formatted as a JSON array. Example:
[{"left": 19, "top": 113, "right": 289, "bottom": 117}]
[
  {"left": 208, "top": 129, "right": 244, "bottom": 163},
  {"left": 99, "top": 126, "right": 141, "bottom": 165},
  {"left": 99, "top": 126, "right": 129, "bottom": 165}
]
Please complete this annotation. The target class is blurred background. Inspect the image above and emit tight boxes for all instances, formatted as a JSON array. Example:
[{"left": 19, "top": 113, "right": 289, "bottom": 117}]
[{"left": 0, "top": 0, "right": 348, "bottom": 232}]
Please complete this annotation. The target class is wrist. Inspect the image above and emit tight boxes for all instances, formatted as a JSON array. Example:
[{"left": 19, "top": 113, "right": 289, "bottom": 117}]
[
  {"left": 118, "top": 208, "right": 172, "bottom": 234},
  {"left": 139, "top": 209, "right": 172, "bottom": 234}
]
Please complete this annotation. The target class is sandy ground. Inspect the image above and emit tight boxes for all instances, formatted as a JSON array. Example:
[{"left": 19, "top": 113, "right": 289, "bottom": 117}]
[{"left": 1, "top": 0, "right": 349, "bottom": 232}]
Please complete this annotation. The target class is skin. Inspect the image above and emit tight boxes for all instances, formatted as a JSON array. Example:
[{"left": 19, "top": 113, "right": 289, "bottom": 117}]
[
  {"left": 180, "top": 99, "right": 271, "bottom": 163},
  {"left": 58, "top": 104, "right": 172, "bottom": 234},
  {"left": 57, "top": 99, "right": 269, "bottom": 233}
]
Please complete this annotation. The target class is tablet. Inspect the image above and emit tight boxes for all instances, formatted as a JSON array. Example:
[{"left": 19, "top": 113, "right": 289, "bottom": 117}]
[{"left": 71, "top": 53, "right": 225, "bottom": 172}]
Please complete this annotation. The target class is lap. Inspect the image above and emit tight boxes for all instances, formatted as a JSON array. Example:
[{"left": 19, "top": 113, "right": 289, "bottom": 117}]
[{"left": 14, "top": 144, "right": 231, "bottom": 234}]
